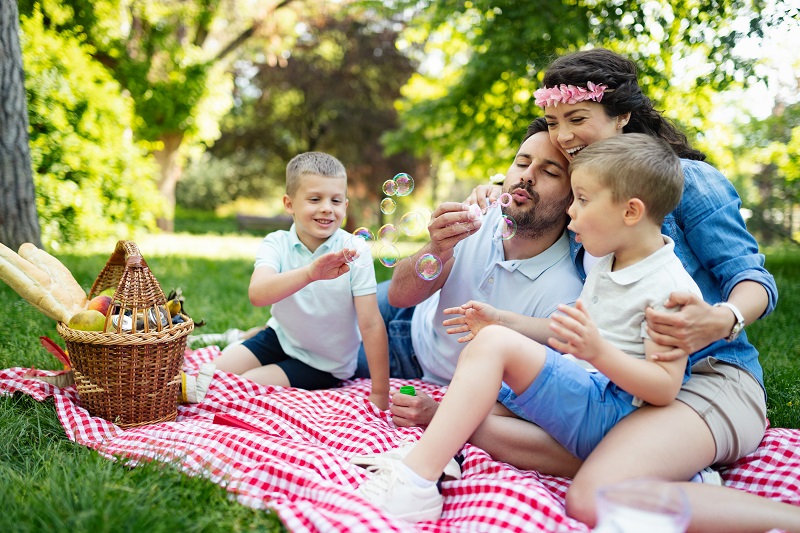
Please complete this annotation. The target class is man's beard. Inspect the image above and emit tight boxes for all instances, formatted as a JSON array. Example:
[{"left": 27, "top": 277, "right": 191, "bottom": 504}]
[{"left": 502, "top": 183, "right": 571, "bottom": 240}]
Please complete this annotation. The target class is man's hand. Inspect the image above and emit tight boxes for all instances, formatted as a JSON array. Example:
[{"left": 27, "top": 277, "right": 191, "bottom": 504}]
[
  {"left": 443, "top": 300, "right": 502, "bottom": 343},
  {"left": 307, "top": 250, "right": 352, "bottom": 281},
  {"left": 427, "top": 202, "right": 483, "bottom": 260},
  {"left": 390, "top": 389, "right": 439, "bottom": 427},
  {"left": 464, "top": 184, "right": 503, "bottom": 211}
]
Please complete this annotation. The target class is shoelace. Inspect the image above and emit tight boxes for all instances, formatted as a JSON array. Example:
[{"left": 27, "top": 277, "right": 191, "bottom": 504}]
[{"left": 359, "top": 463, "right": 404, "bottom": 499}]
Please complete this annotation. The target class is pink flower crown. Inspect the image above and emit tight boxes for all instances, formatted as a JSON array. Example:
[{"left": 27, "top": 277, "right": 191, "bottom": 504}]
[{"left": 533, "top": 82, "right": 608, "bottom": 108}]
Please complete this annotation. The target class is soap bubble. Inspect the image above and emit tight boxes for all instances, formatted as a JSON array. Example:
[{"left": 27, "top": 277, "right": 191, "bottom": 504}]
[
  {"left": 378, "top": 224, "right": 399, "bottom": 245},
  {"left": 418, "top": 207, "right": 434, "bottom": 223},
  {"left": 499, "top": 214, "right": 517, "bottom": 240},
  {"left": 353, "top": 226, "right": 375, "bottom": 243},
  {"left": 378, "top": 245, "right": 400, "bottom": 267},
  {"left": 499, "top": 192, "right": 513, "bottom": 207},
  {"left": 398, "top": 211, "right": 427, "bottom": 236},
  {"left": 415, "top": 253, "right": 443, "bottom": 281},
  {"left": 394, "top": 173, "right": 414, "bottom": 196},
  {"left": 382, "top": 179, "right": 398, "bottom": 196},
  {"left": 344, "top": 228, "right": 375, "bottom": 268},
  {"left": 380, "top": 198, "right": 397, "bottom": 215}
]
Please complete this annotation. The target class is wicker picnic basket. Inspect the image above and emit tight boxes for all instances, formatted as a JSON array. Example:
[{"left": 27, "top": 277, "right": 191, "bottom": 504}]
[{"left": 56, "top": 240, "right": 193, "bottom": 428}]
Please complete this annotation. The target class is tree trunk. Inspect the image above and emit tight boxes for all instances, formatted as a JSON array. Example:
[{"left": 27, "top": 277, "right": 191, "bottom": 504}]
[
  {"left": 153, "top": 131, "right": 185, "bottom": 232},
  {"left": 0, "top": 0, "right": 41, "bottom": 249}
]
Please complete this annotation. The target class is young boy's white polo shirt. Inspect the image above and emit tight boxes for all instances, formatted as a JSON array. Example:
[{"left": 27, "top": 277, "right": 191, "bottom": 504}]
[{"left": 254, "top": 225, "right": 377, "bottom": 379}]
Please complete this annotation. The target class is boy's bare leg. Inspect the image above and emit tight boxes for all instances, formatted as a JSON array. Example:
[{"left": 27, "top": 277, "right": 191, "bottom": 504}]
[
  {"left": 403, "top": 325, "right": 547, "bottom": 481},
  {"left": 240, "top": 364, "right": 291, "bottom": 387},
  {"left": 211, "top": 344, "right": 263, "bottom": 375}
]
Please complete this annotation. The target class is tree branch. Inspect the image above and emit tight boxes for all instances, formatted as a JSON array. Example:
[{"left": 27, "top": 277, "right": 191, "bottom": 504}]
[{"left": 213, "top": 0, "right": 298, "bottom": 63}]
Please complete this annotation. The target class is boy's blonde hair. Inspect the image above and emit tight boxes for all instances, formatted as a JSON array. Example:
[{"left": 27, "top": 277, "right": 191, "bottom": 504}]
[
  {"left": 570, "top": 133, "right": 683, "bottom": 223},
  {"left": 286, "top": 152, "right": 347, "bottom": 196}
]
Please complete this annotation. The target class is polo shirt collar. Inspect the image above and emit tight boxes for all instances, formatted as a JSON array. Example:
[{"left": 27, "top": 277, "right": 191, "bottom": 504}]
[
  {"left": 287, "top": 224, "right": 336, "bottom": 255},
  {"left": 607, "top": 236, "right": 676, "bottom": 286},
  {"left": 494, "top": 229, "right": 572, "bottom": 282}
]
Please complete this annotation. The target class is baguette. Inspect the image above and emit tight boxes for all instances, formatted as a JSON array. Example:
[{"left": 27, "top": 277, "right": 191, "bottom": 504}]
[
  {"left": 18, "top": 243, "right": 87, "bottom": 313},
  {"left": 0, "top": 243, "right": 73, "bottom": 322}
]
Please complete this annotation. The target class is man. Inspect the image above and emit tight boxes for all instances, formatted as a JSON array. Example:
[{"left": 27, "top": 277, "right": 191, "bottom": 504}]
[{"left": 355, "top": 118, "right": 584, "bottom": 428}]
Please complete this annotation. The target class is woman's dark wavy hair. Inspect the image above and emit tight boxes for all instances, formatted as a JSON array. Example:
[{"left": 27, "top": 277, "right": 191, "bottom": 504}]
[{"left": 542, "top": 48, "right": 706, "bottom": 161}]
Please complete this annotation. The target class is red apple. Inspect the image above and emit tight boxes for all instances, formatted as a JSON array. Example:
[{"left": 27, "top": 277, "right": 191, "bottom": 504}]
[{"left": 87, "top": 295, "right": 113, "bottom": 316}]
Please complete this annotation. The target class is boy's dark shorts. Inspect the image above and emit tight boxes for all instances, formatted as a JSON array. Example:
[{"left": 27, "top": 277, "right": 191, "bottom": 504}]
[{"left": 242, "top": 327, "right": 341, "bottom": 390}]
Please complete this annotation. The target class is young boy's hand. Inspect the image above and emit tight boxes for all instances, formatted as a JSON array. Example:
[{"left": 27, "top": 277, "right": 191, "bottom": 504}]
[
  {"left": 547, "top": 300, "right": 605, "bottom": 362},
  {"left": 308, "top": 250, "right": 352, "bottom": 281},
  {"left": 442, "top": 300, "right": 500, "bottom": 343},
  {"left": 368, "top": 391, "right": 390, "bottom": 411}
]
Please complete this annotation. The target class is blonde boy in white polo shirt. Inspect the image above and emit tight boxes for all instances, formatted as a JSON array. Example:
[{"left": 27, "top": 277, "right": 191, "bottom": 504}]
[{"left": 212, "top": 152, "right": 390, "bottom": 410}]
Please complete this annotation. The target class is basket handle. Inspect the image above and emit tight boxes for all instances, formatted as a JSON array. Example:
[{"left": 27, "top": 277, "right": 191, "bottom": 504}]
[{"left": 106, "top": 240, "right": 144, "bottom": 267}]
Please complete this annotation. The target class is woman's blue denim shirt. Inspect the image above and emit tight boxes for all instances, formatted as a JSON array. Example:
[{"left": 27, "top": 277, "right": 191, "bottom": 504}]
[{"left": 569, "top": 159, "right": 778, "bottom": 393}]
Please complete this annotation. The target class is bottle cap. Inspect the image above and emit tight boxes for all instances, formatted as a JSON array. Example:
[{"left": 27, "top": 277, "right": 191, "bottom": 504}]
[{"left": 399, "top": 385, "right": 416, "bottom": 396}]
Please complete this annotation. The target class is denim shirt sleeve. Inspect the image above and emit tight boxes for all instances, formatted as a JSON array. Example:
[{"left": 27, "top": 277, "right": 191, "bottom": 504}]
[{"left": 671, "top": 159, "right": 778, "bottom": 318}]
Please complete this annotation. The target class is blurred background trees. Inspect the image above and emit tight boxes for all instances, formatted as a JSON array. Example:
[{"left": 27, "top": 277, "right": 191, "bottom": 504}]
[{"left": 2, "top": 0, "right": 799, "bottom": 249}]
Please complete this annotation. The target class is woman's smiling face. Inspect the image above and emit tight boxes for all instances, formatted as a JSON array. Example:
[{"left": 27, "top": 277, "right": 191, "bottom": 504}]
[{"left": 543, "top": 101, "right": 628, "bottom": 161}]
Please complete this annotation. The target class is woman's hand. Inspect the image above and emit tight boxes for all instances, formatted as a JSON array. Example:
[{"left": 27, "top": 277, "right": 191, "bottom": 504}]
[
  {"left": 645, "top": 292, "right": 725, "bottom": 361},
  {"left": 443, "top": 300, "right": 502, "bottom": 343},
  {"left": 465, "top": 184, "right": 503, "bottom": 211}
]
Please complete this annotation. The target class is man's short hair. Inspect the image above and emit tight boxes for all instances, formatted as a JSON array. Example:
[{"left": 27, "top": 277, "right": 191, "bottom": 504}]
[
  {"left": 286, "top": 152, "right": 347, "bottom": 196},
  {"left": 523, "top": 117, "right": 549, "bottom": 142},
  {"left": 569, "top": 133, "right": 683, "bottom": 223}
]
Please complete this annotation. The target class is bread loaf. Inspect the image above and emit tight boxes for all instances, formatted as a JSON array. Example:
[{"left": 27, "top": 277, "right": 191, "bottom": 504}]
[
  {"left": 18, "top": 243, "right": 87, "bottom": 313},
  {"left": 0, "top": 242, "right": 74, "bottom": 323}
]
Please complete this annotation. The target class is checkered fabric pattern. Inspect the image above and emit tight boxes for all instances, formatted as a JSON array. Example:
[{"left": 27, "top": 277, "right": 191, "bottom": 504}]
[{"left": 2, "top": 346, "right": 798, "bottom": 532}]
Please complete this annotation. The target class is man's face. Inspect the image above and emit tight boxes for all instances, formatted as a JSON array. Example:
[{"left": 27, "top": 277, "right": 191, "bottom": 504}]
[{"left": 501, "top": 131, "right": 572, "bottom": 239}]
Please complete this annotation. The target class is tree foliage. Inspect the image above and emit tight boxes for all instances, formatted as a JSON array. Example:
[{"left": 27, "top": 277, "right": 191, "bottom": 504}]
[
  {"left": 18, "top": 0, "right": 291, "bottom": 231},
  {"left": 377, "top": 0, "right": 786, "bottom": 182},
  {"left": 182, "top": 7, "right": 419, "bottom": 230},
  {"left": 20, "top": 8, "right": 161, "bottom": 250}
]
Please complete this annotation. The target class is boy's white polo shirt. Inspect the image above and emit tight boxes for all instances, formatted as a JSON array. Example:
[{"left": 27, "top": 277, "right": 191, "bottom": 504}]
[{"left": 254, "top": 225, "right": 377, "bottom": 379}]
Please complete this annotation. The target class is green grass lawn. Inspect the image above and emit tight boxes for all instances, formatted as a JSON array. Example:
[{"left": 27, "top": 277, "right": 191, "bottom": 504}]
[{"left": 0, "top": 234, "right": 798, "bottom": 532}]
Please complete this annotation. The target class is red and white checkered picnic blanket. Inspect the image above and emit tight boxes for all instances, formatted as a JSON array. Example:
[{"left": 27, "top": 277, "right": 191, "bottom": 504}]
[{"left": 2, "top": 346, "right": 799, "bottom": 532}]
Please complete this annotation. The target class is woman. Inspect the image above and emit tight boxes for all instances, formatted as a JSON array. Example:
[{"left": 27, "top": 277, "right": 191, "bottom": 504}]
[{"left": 470, "top": 49, "right": 799, "bottom": 532}]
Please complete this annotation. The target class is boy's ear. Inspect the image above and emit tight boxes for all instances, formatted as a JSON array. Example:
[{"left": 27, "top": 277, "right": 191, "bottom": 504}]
[
  {"left": 282, "top": 194, "right": 293, "bottom": 214},
  {"left": 623, "top": 198, "right": 646, "bottom": 225}
]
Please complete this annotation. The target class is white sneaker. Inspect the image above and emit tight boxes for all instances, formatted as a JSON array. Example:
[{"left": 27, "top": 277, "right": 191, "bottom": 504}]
[
  {"left": 350, "top": 440, "right": 462, "bottom": 481},
  {"left": 357, "top": 458, "right": 443, "bottom": 522},
  {"left": 690, "top": 466, "right": 723, "bottom": 485}
]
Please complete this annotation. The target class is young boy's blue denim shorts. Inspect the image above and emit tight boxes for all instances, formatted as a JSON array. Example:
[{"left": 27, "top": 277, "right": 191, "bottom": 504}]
[{"left": 497, "top": 346, "right": 639, "bottom": 460}]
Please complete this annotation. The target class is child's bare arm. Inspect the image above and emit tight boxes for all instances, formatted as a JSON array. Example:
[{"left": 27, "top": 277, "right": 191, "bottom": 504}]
[
  {"left": 355, "top": 293, "right": 390, "bottom": 410},
  {"left": 548, "top": 301, "right": 686, "bottom": 406},
  {"left": 248, "top": 250, "right": 353, "bottom": 307},
  {"left": 443, "top": 300, "right": 553, "bottom": 344}
]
